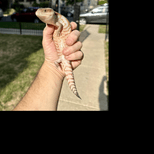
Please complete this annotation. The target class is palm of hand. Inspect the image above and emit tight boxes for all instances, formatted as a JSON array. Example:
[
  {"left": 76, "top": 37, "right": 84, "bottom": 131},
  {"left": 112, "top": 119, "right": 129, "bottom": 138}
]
[
  {"left": 42, "top": 25, "right": 59, "bottom": 63},
  {"left": 42, "top": 22, "right": 83, "bottom": 73}
]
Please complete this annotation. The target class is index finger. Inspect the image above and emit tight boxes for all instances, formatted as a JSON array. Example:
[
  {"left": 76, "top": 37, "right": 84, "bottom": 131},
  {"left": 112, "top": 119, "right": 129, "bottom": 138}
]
[
  {"left": 70, "top": 22, "right": 77, "bottom": 30},
  {"left": 66, "top": 30, "right": 81, "bottom": 46}
]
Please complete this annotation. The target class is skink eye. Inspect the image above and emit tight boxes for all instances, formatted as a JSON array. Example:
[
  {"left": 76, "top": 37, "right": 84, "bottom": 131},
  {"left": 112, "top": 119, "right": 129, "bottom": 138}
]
[{"left": 44, "top": 10, "right": 46, "bottom": 12}]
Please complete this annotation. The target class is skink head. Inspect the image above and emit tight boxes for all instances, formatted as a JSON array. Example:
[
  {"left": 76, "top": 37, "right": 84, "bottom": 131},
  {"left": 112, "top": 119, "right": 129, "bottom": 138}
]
[{"left": 35, "top": 8, "right": 56, "bottom": 24}]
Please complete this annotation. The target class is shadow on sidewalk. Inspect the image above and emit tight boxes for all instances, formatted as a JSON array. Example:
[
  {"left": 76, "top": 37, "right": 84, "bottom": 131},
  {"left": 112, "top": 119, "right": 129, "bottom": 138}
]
[
  {"left": 79, "top": 29, "right": 90, "bottom": 43},
  {"left": 99, "top": 76, "right": 108, "bottom": 110}
]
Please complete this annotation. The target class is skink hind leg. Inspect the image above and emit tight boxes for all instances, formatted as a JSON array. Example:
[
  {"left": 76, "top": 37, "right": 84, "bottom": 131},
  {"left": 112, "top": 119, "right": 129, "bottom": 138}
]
[{"left": 54, "top": 58, "right": 62, "bottom": 68}]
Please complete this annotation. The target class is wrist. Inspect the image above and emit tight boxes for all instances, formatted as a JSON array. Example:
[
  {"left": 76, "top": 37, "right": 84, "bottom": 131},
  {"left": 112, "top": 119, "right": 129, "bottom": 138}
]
[{"left": 43, "top": 60, "right": 65, "bottom": 80}]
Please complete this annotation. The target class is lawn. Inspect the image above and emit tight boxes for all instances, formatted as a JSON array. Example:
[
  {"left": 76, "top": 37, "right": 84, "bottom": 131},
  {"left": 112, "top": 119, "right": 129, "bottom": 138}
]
[
  {"left": 79, "top": 25, "right": 86, "bottom": 32},
  {"left": 98, "top": 24, "right": 109, "bottom": 98},
  {"left": 0, "top": 34, "right": 44, "bottom": 110},
  {"left": 98, "top": 24, "right": 108, "bottom": 33},
  {"left": 104, "top": 40, "right": 109, "bottom": 100},
  {"left": 0, "top": 22, "right": 46, "bottom": 30}
]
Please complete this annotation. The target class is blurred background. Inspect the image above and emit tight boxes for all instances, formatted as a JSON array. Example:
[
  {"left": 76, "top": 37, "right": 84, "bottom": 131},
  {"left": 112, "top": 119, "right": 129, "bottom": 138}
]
[
  {"left": 0, "top": 0, "right": 109, "bottom": 111},
  {"left": 0, "top": 0, "right": 108, "bottom": 32}
]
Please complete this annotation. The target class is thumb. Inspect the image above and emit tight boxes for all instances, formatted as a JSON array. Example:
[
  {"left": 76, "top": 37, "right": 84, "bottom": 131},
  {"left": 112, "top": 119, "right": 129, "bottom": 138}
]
[{"left": 43, "top": 24, "right": 55, "bottom": 40}]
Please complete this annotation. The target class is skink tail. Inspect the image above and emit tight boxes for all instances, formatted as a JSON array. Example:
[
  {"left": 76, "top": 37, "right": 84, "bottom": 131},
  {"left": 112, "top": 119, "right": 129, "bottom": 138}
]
[
  {"left": 64, "top": 60, "right": 81, "bottom": 99},
  {"left": 76, "top": 92, "right": 81, "bottom": 99}
]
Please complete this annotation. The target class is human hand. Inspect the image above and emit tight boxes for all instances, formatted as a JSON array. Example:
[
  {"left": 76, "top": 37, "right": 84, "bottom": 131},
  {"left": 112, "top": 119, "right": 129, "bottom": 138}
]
[{"left": 42, "top": 22, "right": 84, "bottom": 74}]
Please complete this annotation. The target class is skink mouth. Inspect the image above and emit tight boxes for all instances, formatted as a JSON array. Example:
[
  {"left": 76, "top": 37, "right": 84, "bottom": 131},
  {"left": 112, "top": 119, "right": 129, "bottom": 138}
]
[{"left": 35, "top": 9, "right": 39, "bottom": 16}]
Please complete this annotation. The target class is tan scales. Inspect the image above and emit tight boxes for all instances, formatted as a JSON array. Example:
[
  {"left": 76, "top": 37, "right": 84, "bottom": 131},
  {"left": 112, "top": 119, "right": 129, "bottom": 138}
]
[{"left": 36, "top": 8, "right": 81, "bottom": 99}]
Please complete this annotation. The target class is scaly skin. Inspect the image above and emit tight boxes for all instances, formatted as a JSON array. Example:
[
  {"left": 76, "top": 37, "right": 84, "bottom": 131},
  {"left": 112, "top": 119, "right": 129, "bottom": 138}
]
[{"left": 36, "top": 8, "right": 81, "bottom": 99}]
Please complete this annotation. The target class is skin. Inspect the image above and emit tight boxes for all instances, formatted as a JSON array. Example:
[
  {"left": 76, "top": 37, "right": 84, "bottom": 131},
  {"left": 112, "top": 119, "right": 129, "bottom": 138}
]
[
  {"left": 13, "top": 22, "right": 83, "bottom": 111},
  {"left": 43, "top": 22, "right": 83, "bottom": 72}
]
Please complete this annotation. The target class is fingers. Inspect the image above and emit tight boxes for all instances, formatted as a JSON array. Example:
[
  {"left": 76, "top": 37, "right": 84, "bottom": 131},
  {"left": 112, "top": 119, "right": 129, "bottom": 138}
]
[
  {"left": 65, "top": 50, "right": 84, "bottom": 61},
  {"left": 63, "top": 41, "right": 82, "bottom": 56},
  {"left": 68, "top": 22, "right": 79, "bottom": 46},
  {"left": 66, "top": 30, "right": 81, "bottom": 46},
  {"left": 44, "top": 22, "right": 80, "bottom": 46},
  {"left": 43, "top": 24, "right": 55, "bottom": 39},
  {"left": 71, "top": 60, "right": 82, "bottom": 70},
  {"left": 70, "top": 22, "right": 77, "bottom": 30},
  {"left": 42, "top": 24, "right": 55, "bottom": 47}
]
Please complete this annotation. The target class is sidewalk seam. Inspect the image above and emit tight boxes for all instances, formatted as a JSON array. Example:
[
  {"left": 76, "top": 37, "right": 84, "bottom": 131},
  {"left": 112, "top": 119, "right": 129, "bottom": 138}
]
[{"left": 59, "top": 99, "right": 99, "bottom": 110}]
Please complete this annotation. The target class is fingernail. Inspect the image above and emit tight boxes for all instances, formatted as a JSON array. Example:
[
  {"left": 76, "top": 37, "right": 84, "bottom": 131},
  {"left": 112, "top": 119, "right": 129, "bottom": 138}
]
[
  {"left": 74, "top": 30, "right": 78, "bottom": 35},
  {"left": 74, "top": 30, "right": 80, "bottom": 36}
]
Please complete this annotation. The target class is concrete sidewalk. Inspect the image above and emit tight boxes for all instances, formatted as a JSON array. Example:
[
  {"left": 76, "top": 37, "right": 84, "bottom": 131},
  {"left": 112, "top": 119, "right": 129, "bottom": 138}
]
[{"left": 57, "top": 24, "right": 108, "bottom": 111}]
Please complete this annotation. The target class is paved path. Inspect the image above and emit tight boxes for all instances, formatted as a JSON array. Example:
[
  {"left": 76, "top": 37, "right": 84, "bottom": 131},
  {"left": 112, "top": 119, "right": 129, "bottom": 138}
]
[{"left": 57, "top": 24, "right": 108, "bottom": 111}]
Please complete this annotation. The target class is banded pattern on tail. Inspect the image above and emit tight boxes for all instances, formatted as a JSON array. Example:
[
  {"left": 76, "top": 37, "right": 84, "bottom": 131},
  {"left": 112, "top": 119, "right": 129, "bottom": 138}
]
[{"left": 63, "top": 58, "right": 81, "bottom": 99}]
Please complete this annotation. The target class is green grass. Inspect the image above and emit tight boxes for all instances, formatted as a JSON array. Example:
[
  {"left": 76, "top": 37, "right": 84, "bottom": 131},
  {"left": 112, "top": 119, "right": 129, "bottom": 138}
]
[
  {"left": 99, "top": 23, "right": 109, "bottom": 101},
  {"left": 99, "top": 24, "right": 109, "bottom": 96},
  {"left": 0, "top": 34, "right": 44, "bottom": 110},
  {"left": 0, "top": 22, "right": 46, "bottom": 30},
  {"left": 98, "top": 0, "right": 108, "bottom": 5},
  {"left": 104, "top": 40, "right": 109, "bottom": 99},
  {"left": 98, "top": 24, "right": 108, "bottom": 33},
  {"left": 79, "top": 25, "right": 86, "bottom": 32}
]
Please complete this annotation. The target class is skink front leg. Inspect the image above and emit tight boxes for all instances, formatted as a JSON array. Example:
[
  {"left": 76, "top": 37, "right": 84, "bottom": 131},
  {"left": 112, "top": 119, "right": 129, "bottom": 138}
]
[{"left": 55, "top": 22, "right": 62, "bottom": 37}]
